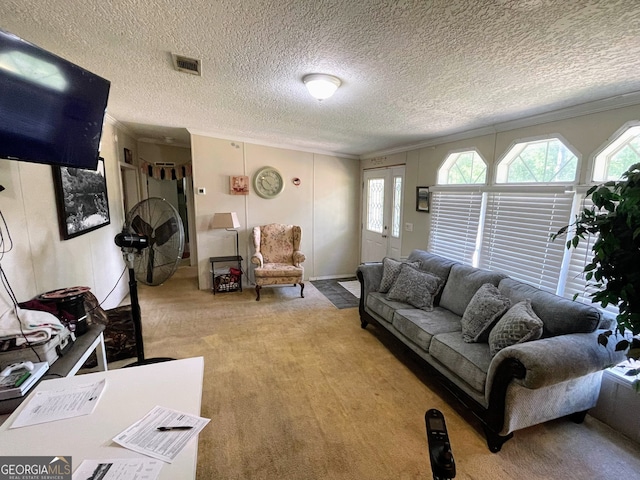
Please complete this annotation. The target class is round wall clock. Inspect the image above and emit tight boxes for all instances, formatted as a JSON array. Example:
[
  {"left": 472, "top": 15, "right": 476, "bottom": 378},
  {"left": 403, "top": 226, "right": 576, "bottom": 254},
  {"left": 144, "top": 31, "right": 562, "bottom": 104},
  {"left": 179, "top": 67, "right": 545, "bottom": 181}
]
[{"left": 253, "top": 166, "right": 284, "bottom": 198}]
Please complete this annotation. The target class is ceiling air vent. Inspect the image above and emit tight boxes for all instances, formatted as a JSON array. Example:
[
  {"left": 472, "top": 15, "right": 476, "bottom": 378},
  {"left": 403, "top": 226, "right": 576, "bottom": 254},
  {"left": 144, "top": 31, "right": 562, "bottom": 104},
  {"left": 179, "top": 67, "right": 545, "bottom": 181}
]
[
  {"left": 155, "top": 162, "right": 176, "bottom": 167},
  {"left": 172, "top": 54, "right": 201, "bottom": 76}
]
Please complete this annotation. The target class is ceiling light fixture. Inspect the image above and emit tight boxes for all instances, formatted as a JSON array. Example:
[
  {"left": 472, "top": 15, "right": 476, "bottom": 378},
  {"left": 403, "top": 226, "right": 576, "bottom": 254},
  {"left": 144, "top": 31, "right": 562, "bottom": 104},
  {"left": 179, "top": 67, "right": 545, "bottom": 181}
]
[{"left": 302, "top": 73, "right": 341, "bottom": 101}]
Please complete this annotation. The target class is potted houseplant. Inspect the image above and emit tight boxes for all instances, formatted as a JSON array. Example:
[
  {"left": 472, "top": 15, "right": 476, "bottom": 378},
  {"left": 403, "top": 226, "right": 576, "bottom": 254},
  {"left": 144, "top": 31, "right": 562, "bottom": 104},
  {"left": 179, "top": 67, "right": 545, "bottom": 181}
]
[{"left": 552, "top": 162, "right": 640, "bottom": 372}]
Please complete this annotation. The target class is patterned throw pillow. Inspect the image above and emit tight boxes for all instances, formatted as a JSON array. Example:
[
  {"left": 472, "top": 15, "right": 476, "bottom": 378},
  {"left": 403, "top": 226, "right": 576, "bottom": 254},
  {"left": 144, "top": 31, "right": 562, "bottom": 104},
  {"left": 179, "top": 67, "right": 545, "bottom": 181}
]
[
  {"left": 378, "top": 257, "right": 420, "bottom": 293},
  {"left": 461, "top": 283, "right": 511, "bottom": 343},
  {"left": 489, "top": 299, "right": 544, "bottom": 357},
  {"left": 386, "top": 263, "right": 443, "bottom": 311}
]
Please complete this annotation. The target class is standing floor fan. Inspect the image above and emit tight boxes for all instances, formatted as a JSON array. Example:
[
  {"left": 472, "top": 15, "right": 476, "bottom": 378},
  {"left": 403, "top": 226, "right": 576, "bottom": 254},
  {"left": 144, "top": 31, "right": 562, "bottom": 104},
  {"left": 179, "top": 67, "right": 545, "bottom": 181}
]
[{"left": 114, "top": 197, "right": 185, "bottom": 365}]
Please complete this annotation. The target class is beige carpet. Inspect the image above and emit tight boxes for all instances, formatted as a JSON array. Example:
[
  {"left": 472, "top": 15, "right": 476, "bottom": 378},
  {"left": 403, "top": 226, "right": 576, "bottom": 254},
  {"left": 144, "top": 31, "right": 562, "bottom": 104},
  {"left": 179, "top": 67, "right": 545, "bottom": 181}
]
[{"left": 134, "top": 267, "right": 640, "bottom": 480}]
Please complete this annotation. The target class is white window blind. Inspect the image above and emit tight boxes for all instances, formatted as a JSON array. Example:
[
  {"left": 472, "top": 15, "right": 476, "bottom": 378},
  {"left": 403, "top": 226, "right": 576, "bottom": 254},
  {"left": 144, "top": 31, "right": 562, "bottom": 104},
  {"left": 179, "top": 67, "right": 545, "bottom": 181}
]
[
  {"left": 429, "top": 191, "right": 483, "bottom": 265},
  {"left": 562, "top": 198, "right": 619, "bottom": 314},
  {"left": 478, "top": 192, "right": 574, "bottom": 293}
]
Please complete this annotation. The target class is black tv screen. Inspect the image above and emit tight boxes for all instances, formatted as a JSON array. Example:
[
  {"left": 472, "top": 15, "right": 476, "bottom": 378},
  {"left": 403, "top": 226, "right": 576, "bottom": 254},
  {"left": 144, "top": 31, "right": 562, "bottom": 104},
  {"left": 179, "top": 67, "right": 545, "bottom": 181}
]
[{"left": 0, "top": 29, "right": 110, "bottom": 170}]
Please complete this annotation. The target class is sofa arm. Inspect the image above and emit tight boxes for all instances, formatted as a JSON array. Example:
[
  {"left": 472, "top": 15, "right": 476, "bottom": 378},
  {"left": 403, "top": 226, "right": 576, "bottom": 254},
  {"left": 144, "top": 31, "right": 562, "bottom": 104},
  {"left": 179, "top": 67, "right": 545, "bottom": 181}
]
[
  {"left": 486, "top": 329, "right": 628, "bottom": 394},
  {"left": 356, "top": 262, "right": 383, "bottom": 302}
]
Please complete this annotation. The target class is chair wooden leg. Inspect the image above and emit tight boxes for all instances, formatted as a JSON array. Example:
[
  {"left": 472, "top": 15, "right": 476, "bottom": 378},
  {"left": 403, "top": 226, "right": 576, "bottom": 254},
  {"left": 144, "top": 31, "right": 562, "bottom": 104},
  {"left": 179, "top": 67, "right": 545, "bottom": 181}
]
[
  {"left": 300, "top": 282, "right": 304, "bottom": 298},
  {"left": 255, "top": 285, "right": 261, "bottom": 301}
]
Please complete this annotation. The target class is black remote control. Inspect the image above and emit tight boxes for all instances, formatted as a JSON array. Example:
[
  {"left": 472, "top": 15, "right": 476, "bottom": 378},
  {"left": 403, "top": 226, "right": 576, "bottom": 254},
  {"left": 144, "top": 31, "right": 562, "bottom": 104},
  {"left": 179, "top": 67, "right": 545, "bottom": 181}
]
[{"left": 425, "top": 409, "right": 456, "bottom": 480}]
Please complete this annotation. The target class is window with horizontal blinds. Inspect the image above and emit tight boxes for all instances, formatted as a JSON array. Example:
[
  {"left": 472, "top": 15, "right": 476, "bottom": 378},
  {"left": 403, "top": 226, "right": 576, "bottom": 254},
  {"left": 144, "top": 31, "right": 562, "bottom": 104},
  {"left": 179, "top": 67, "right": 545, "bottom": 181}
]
[
  {"left": 562, "top": 198, "right": 619, "bottom": 314},
  {"left": 478, "top": 192, "right": 574, "bottom": 293},
  {"left": 428, "top": 191, "right": 483, "bottom": 265}
]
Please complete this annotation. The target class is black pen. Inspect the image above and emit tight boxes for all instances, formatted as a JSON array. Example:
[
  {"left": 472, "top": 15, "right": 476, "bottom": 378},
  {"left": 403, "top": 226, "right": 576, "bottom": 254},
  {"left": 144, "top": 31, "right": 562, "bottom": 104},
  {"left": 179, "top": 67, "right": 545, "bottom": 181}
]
[{"left": 156, "top": 426, "right": 193, "bottom": 431}]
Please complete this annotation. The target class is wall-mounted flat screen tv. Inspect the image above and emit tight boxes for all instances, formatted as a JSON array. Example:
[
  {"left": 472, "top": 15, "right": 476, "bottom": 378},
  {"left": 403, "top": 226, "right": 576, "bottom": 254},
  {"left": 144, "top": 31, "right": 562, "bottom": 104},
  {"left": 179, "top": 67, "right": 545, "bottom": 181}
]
[{"left": 0, "top": 29, "right": 110, "bottom": 170}]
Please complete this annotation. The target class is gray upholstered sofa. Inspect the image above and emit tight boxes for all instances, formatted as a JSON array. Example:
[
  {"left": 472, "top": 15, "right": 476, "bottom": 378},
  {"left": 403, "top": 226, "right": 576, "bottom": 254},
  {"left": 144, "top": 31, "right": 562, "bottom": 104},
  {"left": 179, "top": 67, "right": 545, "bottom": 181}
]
[{"left": 356, "top": 249, "right": 624, "bottom": 452}]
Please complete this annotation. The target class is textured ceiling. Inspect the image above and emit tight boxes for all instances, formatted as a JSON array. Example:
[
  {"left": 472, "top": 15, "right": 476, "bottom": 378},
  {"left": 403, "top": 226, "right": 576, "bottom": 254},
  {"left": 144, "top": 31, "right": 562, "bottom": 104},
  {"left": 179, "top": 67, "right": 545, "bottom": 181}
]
[{"left": 2, "top": 1, "right": 640, "bottom": 157}]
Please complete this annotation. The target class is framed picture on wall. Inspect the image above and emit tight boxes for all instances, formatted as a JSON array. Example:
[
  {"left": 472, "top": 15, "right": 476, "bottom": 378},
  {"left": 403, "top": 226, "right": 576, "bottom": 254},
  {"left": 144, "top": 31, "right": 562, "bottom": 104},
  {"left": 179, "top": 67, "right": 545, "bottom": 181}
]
[
  {"left": 416, "top": 186, "right": 430, "bottom": 212},
  {"left": 230, "top": 175, "right": 249, "bottom": 195},
  {"left": 123, "top": 147, "right": 133, "bottom": 164},
  {"left": 53, "top": 158, "right": 111, "bottom": 239}
]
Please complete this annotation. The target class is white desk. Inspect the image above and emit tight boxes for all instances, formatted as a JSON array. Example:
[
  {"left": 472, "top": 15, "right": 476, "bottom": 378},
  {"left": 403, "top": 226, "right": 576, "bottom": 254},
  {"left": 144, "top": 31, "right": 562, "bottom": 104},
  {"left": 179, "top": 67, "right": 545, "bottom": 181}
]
[{"left": 0, "top": 357, "right": 204, "bottom": 479}]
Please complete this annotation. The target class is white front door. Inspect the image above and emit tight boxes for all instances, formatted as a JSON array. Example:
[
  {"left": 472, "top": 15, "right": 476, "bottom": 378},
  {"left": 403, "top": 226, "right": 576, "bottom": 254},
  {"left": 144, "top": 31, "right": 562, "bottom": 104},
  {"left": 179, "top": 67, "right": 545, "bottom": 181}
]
[{"left": 361, "top": 166, "right": 405, "bottom": 262}]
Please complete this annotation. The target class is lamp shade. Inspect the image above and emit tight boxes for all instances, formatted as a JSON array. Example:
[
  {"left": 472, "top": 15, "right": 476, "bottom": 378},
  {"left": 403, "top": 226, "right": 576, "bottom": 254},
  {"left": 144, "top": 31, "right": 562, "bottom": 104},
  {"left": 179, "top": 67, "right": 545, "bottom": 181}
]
[
  {"left": 303, "top": 74, "right": 341, "bottom": 100},
  {"left": 211, "top": 212, "right": 240, "bottom": 229}
]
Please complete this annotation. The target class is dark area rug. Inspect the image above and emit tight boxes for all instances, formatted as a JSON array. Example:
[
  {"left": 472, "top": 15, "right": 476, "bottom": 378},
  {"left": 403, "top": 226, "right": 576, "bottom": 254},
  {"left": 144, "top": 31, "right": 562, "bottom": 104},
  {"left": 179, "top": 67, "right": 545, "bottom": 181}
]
[{"left": 311, "top": 277, "right": 359, "bottom": 309}]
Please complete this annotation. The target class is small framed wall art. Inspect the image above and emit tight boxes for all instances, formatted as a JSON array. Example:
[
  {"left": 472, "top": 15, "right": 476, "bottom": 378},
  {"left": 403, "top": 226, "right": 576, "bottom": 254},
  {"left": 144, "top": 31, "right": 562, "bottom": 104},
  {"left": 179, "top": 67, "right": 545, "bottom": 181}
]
[
  {"left": 123, "top": 147, "right": 133, "bottom": 165},
  {"left": 416, "top": 186, "right": 430, "bottom": 212},
  {"left": 230, "top": 175, "right": 249, "bottom": 195}
]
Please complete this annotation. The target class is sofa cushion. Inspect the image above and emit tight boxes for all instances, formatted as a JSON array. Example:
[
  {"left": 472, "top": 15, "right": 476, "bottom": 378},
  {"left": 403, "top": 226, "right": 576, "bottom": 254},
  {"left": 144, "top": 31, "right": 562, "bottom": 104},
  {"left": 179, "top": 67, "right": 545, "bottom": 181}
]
[
  {"left": 429, "top": 332, "right": 492, "bottom": 394},
  {"left": 439, "top": 265, "right": 508, "bottom": 316},
  {"left": 392, "top": 307, "right": 462, "bottom": 352},
  {"left": 461, "top": 283, "right": 511, "bottom": 343},
  {"left": 366, "top": 292, "right": 409, "bottom": 324},
  {"left": 488, "top": 299, "right": 544, "bottom": 357},
  {"left": 386, "top": 264, "right": 443, "bottom": 311},
  {"left": 497, "top": 278, "right": 601, "bottom": 336},
  {"left": 406, "top": 250, "right": 458, "bottom": 284},
  {"left": 378, "top": 257, "right": 420, "bottom": 293}
]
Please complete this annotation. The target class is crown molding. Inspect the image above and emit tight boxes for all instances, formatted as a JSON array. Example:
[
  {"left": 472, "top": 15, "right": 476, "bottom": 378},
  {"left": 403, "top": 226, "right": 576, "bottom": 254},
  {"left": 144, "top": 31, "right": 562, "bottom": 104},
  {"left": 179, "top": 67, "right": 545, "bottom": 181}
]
[
  {"left": 105, "top": 113, "right": 136, "bottom": 137},
  {"left": 137, "top": 137, "right": 191, "bottom": 149},
  {"left": 360, "top": 91, "right": 640, "bottom": 160},
  {"left": 186, "top": 128, "right": 359, "bottom": 160}
]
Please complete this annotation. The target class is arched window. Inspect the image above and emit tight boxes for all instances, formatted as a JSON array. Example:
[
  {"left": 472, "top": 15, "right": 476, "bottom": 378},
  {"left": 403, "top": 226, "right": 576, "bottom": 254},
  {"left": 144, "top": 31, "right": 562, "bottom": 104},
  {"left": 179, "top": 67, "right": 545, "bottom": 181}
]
[
  {"left": 496, "top": 137, "right": 578, "bottom": 184},
  {"left": 437, "top": 150, "right": 487, "bottom": 185},
  {"left": 479, "top": 137, "right": 579, "bottom": 291},
  {"left": 565, "top": 122, "right": 640, "bottom": 311},
  {"left": 429, "top": 150, "right": 486, "bottom": 265},
  {"left": 592, "top": 124, "right": 640, "bottom": 182},
  {"left": 430, "top": 137, "right": 581, "bottom": 292}
]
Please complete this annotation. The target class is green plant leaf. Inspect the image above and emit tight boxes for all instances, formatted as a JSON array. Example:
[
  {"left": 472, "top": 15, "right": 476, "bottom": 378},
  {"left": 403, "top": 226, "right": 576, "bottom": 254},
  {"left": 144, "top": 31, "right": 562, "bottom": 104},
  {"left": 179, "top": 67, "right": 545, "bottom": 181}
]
[
  {"left": 615, "top": 339, "right": 630, "bottom": 351},
  {"left": 627, "top": 348, "right": 640, "bottom": 361},
  {"left": 598, "top": 333, "right": 610, "bottom": 347}
]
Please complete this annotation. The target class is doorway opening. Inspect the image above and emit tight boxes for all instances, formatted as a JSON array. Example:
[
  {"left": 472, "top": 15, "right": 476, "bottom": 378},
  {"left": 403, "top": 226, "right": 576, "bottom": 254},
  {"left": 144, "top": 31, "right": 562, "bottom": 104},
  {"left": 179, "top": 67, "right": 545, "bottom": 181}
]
[{"left": 147, "top": 176, "right": 191, "bottom": 262}]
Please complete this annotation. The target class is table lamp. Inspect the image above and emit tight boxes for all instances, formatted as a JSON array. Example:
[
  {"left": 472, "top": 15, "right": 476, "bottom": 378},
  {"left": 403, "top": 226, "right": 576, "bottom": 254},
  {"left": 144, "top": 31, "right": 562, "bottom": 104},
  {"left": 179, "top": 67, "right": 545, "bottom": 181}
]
[{"left": 211, "top": 212, "right": 241, "bottom": 257}]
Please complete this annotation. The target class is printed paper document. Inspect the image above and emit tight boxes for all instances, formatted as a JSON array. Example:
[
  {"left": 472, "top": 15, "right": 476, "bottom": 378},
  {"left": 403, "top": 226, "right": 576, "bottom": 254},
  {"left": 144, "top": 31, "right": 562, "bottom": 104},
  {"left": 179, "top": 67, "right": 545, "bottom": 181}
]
[
  {"left": 10, "top": 379, "right": 106, "bottom": 428},
  {"left": 72, "top": 457, "right": 163, "bottom": 480},
  {"left": 113, "top": 405, "right": 210, "bottom": 463}
]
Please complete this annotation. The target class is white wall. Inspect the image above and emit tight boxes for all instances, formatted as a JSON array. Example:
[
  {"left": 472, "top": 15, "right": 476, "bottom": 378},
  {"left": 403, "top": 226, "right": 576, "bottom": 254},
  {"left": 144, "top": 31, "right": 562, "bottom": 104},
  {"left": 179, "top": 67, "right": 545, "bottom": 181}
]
[
  {"left": 0, "top": 120, "right": 129, "bottom": 313},
  {"left": 190, "top": 134, "right": 360, "bottom": 291}
]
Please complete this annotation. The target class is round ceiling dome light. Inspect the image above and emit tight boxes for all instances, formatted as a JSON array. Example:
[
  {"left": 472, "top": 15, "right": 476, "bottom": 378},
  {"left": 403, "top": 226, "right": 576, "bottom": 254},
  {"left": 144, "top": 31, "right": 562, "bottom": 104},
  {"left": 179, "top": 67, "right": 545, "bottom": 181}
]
[{"left": 302, "top": 73, "right": 341, "bottom": 101}]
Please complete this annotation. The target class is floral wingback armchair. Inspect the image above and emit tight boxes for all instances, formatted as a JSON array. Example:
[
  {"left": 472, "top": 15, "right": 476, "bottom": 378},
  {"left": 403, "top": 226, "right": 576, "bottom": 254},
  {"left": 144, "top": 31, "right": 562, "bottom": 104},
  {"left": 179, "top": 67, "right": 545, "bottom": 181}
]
[{"left": 251, "top": 224, "right": 305, "bottom": 301}]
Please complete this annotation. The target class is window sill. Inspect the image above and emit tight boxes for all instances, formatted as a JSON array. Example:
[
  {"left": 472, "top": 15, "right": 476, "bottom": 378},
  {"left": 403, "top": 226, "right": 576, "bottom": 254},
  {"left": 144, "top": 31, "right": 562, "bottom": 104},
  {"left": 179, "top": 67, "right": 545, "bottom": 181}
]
[{"left": 605, "top": 361, "right": 640, "bottom": 389}]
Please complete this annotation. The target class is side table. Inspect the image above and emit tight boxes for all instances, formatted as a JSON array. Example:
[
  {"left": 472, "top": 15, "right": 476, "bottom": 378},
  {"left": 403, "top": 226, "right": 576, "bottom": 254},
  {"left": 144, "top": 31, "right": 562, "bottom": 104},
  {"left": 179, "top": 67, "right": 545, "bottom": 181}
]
[
  {"left": 0, "top": 323, "right": 107, "bottom": 417},
  {"left": 210, "top": 256, "right": 243, "bottom": 294}
]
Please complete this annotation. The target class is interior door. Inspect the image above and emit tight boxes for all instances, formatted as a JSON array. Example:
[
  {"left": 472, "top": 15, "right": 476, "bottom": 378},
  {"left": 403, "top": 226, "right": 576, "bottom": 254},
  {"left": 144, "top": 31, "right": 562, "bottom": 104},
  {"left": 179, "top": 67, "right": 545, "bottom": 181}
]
[{"left": 361, "top": 166, "right": 405, "bottom": 262}]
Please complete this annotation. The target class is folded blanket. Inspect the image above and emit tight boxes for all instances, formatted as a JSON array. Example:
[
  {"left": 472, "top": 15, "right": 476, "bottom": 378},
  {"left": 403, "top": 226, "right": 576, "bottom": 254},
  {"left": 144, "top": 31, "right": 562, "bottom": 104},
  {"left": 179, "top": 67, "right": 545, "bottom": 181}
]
[{"left": 0, "top": 306, "right": 65, "bottom": 346}]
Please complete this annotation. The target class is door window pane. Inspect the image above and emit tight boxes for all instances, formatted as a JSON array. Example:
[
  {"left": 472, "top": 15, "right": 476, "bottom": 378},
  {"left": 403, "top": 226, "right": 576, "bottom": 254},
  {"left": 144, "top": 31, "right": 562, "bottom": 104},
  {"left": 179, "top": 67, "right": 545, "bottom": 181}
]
[
  {"left": 367, "top": 178, "right": 384, "bottom": 233},
  {"left": 392, "top": 176, "right": 402, "bottom": 237}
]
